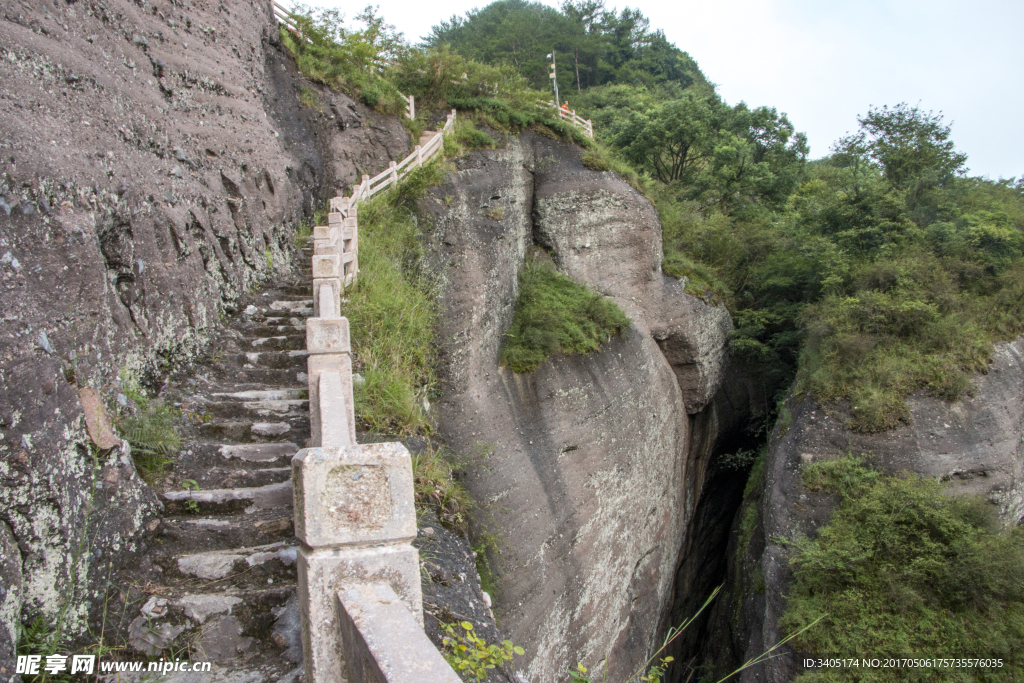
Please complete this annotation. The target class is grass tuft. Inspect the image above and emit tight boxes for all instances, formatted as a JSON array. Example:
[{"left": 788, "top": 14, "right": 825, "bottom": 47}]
[
  {"left": 346, "top": 162, "right": 446, "bottom": 434},
  {"left": 298, "top": 86, "right": 321, "bottom": 111},
  {"left": 581, "top": 151, "right": 611, "bottom": 172},
  {"left": 501, "top": 259, "right": 631, "bottom": 373},
  {"left": 412, "top": 445, "right": 473, "bottom": 535}
]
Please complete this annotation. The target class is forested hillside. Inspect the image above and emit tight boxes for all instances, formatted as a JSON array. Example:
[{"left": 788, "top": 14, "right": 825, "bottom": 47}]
[{"left": 423, "top": 0, "right": 1024, "bottom": 434}]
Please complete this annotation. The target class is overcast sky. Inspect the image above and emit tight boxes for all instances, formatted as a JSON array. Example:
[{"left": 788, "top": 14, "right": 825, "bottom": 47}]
[{"left": 309, "top": 0, "right": 1023, "bottom": 180}]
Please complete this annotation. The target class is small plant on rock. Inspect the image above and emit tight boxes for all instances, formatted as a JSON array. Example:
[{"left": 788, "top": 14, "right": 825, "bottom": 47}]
[
  {"left": 181, "top": 479, "right": 200, "bottom": 513},
  {"left": 501, "top": 258, "right": 631, "bottom": 373},
  {"left": 440, "top": 620, "right": 524, "bottom": 681},
  {"left": 298, "top": 86, "right": 321, "bottom": 111},
  {"left": 117, "top": 390, "right": 182, "bottom": 485},
  {"left": 581, "top": 151, "right": 611, "bottom": 172}
]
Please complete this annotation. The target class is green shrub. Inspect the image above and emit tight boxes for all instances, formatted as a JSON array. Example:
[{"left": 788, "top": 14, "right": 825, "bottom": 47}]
[
  {"left": 780, "top": 456, "right": 1024, "bottom": 681},
  {"left": 298, "top": 86, "right": 320, "bottom": 110},
  {"left": 279, "top": 7, "right": 405, "bottom": 114},
  {"left": 346, "top": 163, "right": 445, "bottom": 434},
  {"left": 501, "top": 259, "right": 631, "bottom": 373},
  {"left": 440, "top": 621, "right": 524, "bottom": 681}
]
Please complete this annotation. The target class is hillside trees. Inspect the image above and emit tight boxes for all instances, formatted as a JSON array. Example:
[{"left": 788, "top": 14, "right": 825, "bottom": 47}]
[
  {"left": 610, "top": 93, "right": 807, "bottom": 210},
  {"left": 427, "top": 0, "right": 708, "bottom": 93}
]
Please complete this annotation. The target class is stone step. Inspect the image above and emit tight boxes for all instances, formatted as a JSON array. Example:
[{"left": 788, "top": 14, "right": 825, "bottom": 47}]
[
  {"left": 228, "top": 350, "right": 309, "bottom": 370},
  {"left": 275, "top": 283, "right": 314, "bottom": 296},
  {"left": 218, "top": 442, "right": 299, "bottom": 463},
  {"left": 198, "top": 389, "right": 309, "bottom": 420},
  {"left": 249, "top": 325, "right": 307, "bottom": 339},
  {"left": 172, "top": 542, "right": 298, "bottom": 582},
  {"left": 249, "top": 335, "right": 306, "bottom": 351},
  {"left": 168, "top": 465, "right": 292, "bottom": 492},
  {"left": 198, "top": 419, "right": 309, "bottom": 443},
  {"left": 203, "top": 398, "right": 308, "bottom": 420},
  {"left": 268, "top": 299, "right": 314, "bottom": 310},
  {"left": 172, "top": 442, "right": 298, "bottom": 479},
  {"left": 191, "top": 362, "right": 303, "bottom": 389},
  {"left": 158, "top": 510, "right": 296, "bottom": 552},
  {"left": 114, "top": 586, "right": 301, "bottom": 673},
  {"left": 204, "top": 366, "right": 307, "bottom": 388},
  {"left": 211, "top": 388, "right": 308, "bottom": 401},
  {"left": 161, "top": 480, "right": 293, "bottom": 515},
  {"left": 255, "top": 315, "right": 308, "bottom": 326}
]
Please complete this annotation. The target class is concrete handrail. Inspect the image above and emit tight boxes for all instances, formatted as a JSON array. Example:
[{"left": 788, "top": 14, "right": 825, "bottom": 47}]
[{"left": 295, "top": 109, "right": 461, "bottom": 683}]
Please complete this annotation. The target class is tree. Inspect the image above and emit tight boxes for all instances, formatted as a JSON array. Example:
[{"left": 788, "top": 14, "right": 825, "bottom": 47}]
[
  {"left": 611, "top": 92, "right": 723, "bottom": 183},
  {"left": 857, "top": 103, "right": 968, "bottom": 190}
]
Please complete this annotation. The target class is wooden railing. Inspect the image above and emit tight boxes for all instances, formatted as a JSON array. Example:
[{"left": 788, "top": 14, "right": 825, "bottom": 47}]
[
  {"left": 294, "top": 110, "right": 460, "bottom": 683},
  {"left": 343, "top": 109, "right": 455, "bottom": 208},
  {"left": 544, "top": 100, "right": 594, "bottom": 139},
  {"left": 271, "top": 0, "right": 308, "bottom": 42}
]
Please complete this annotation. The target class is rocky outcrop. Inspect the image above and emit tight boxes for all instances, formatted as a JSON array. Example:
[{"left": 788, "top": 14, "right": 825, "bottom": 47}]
[
  {"left": 421, "top": 132, "right": 732, "bottom": 680},
  {"left": 0, "top": 0, "right": 408, "bottom": 667},
  {"left": 704, "top": 334, "right": 1024, "bottom": 682}
]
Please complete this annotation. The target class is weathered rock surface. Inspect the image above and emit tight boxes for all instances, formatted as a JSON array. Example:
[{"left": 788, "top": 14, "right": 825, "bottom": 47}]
[
  {"left": 0, "top": 0, "right": 407, "bottom": 669},
  {"left": 705, "top": 333, "right": 1024, "bottom": 683},
  {"left": 423, "top": 133, "right": 732, "bottom": 679}
]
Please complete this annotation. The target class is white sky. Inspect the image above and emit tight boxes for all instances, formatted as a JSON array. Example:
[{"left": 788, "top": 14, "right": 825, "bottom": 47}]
[{"left": 310, "top": 0, "right": 1023, "bottom": 180}]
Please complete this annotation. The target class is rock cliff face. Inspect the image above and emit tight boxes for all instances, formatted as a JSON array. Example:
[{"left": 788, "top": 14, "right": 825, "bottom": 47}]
[
  {"left": 699, "top": 334, "right": 1024, "bottom": 682},
  {"left": 0, "top": 0, "right": 407, "bottom": 669},
  {"left": 420, "top": 132, "right": 734, "bottom": 679}
]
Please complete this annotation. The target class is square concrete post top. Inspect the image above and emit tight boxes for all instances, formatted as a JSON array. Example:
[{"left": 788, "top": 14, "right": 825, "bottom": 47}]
[
  {"left": 313, "top": 254, "right": 341, "bottom": 279},
  {"left": 313, "top": 225, "right": 332, "bottom": 240},
  {"left": 292, "top": 443, "right": 416, "bottom": 548},
  {"left": 306, "top": 317, "right": 350, "bottom": 355},
  {"left": 337, "top": 583, "right": 462, "bottom": 683},
  {"left": 328, "top": 212, "right": 343, "bottom": 226}
]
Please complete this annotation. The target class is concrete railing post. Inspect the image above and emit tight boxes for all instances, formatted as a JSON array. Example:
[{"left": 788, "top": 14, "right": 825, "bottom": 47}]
[
  {"left": 293, "top": 438, "right": 422, "bottom": 683},
  {"left": 415, "top": 144, "right": 423, "bottom": 168},
  {"left": 343, "top": 210, "right": 358, "bottom": 286},
  {"left": 311, "top": 253, "right": 342, "bottom": 318},
  {"left": 389, "top": 160, "right": 398, "bottom": 188},
  {"left": 305, "top": 314, "right": 354, "bottom": 450}
]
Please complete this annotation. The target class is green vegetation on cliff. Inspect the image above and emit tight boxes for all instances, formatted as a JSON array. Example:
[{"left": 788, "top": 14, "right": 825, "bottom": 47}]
[
  {"left": 501, "top": 258, "right": 630, "bottom": 373},
  {"left": 286, "top": 0, "right": 1024, "bottom": 433},
  {"left": 781, "top": 457, "right": 1024, "bottom": 681}
]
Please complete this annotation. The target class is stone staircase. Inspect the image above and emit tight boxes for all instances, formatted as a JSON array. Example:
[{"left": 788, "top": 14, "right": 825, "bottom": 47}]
[{"left": 134, "top": 244, "right": 317, "bottom": 680}]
